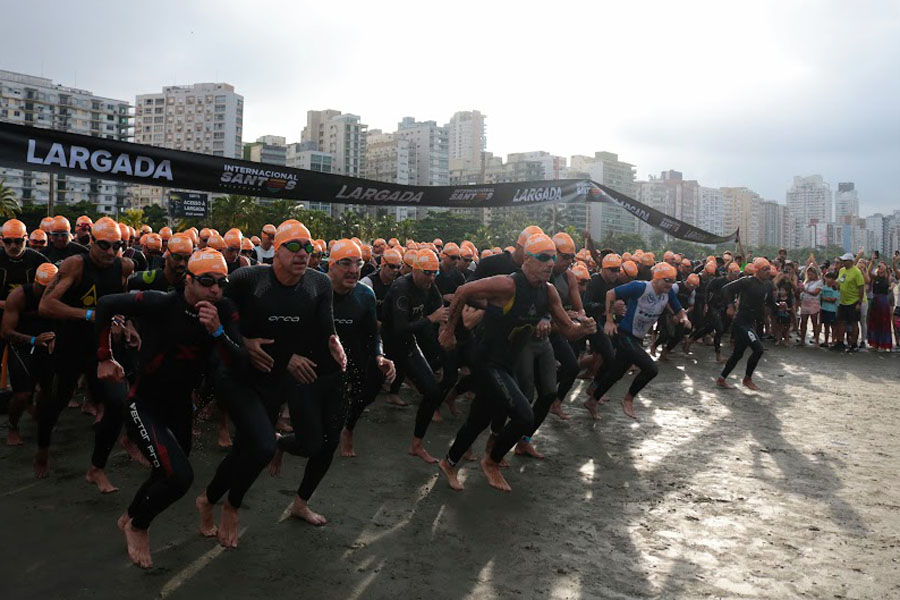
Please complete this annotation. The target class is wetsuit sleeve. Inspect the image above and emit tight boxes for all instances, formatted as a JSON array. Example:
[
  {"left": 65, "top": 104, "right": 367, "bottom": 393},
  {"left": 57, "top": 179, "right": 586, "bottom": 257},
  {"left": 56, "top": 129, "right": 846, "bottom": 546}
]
[
  {"left": 95, "top": 291, "right": 173, "bottom": 361},
  {"left": 315, "top": 273, "right": 337, "bottom": 338},
  {"left": 721, "top": 277, "right": 747, "bottom": 305},
  {"left": 360, "top": 287, "right": 383, "bottom": 357},
  {"left": 583, "top": 275, "right": 605, "bottom": 317},
  {"left": 214, "top": 298, "right": 248, "bottom": 374},
  {"left": 390, "top": 284, "right": 432, "bottom": 338}
]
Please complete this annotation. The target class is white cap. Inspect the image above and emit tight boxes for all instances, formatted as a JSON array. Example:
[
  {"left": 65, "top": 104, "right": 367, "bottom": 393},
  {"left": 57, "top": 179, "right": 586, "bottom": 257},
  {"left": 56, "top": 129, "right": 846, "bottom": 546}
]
[{"left": 840, "top": 253, "right": 854, "bottom": 261}]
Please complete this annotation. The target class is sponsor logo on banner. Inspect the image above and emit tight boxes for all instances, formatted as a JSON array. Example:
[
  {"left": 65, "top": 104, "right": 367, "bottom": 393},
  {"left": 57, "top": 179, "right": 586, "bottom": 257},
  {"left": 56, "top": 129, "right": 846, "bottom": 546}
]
[
  {"left": 448, "top": 188, "right": 495, "bottom": 204},
  {"left": 334, "top": 185, "right": 424, "bottom": 204},
  {"left": 220, "top": 164, "right": 298, "bottom": 193},
  {"left": 512, "top": 186, "right": 562, "bottom": 204},
  {"left": 26, "top": 140, "right": 173, "bottom": 181}
]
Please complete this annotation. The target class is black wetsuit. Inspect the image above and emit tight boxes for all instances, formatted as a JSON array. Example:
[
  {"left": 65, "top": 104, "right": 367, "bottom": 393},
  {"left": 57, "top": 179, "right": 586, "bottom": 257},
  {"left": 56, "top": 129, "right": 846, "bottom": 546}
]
[
  {"left": 146, "top": 253, "right": 166, "bottom": 271},
  {"left": 96, "top": 290, "right": 245, "bottom": 530},
  {"left": 361, "top": 270, "right": 392, "bottom": 321},
  {"left": 123, "top": 248, "right": 147, "bottom": 272},
  {"left": 0, "top": 248, "right": 49, "bottom": 358},
  {"left": 382, "top": 273, "right": 443, "bottom": 440},
  {"left": 127, "top": 269, "right": 181, "bottom": 292},
  {"left": 205, "top": 265, "right": 339, "bottom": 508},
  {"left": 6, "top": 284, "right": 54, "bottom": 396},
  {"left": 583, "top": 272, "right": 617, "bottom": 364},
  {"left": 470, "top": 251, "right": 519, "bottom": 281},
  {"left": 690, "top": 276, "right": 728, "bottom": 354},
  {"left": 334, "top": 284, "right": 383, "bottom": 434},
  {"left": 446, "top": 272, "right": 549, "bottom": 465},
  {"left": 720, "top": 276, "right": 777, "bottom": 380},
  {"left": 41, "top": 242, "right": 88, "bottom": 265},
  {"left": 41, "top": 254, "right": 128, "bottom": 469},
  {"left": 549, "top": 269, "right": 579, "bottom": 404}
]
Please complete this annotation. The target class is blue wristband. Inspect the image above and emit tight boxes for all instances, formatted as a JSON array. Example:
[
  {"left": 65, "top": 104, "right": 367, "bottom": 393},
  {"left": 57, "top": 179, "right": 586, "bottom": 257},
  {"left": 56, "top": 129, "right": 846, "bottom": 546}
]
[
  {"left": 30, "top": 336, "right": 36, "bottom": 346},
  {"left": 211, "top": 325, "right": 224, "bottom": 338},
  {"left": 85, "top": 310, "right": 94, "bottom": 321}
]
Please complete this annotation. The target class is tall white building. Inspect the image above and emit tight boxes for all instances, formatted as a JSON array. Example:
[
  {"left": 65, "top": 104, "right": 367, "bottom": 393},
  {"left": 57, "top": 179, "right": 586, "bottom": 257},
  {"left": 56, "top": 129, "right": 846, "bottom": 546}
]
[
  {"left": 132, "top": 82, "right": 243, "bottom": 208},
  {"left": 286, "top": 142, "right": 333, "bottom": 215},
  {"left": 571, "top": 152, "right": 638, "bottom": 241},
  {"left": 300, "top": 110, "right": 367, "bottom": 216},
  {"left": 0, "top": 69, "right": 132, "bottom": 214},
  {"left": 364, "top": 130, "right": 417, "bottom": 221},
  {"left": 698, "top": 187, "right": 725, "bottom": 237},
  {"left": 786, "top": 175, "right": 832, "bottom": 248},
  {"left": 446, "top": 110, "right": 486, "bottom": 174},
  {"left": 243, "top": 135, "right": 286, "bottom": 166},
  {"left": 834, "top": 182, "right": 859, "bottom": 219},
  {"left": 394, "top": 117, "right": 448, "bottom": 187},
  {"left": 864, "top": 213, "right": 886, "bottom": 255},
  {"left": 721, "top": 187, "right": 762, "bottom": 248}
]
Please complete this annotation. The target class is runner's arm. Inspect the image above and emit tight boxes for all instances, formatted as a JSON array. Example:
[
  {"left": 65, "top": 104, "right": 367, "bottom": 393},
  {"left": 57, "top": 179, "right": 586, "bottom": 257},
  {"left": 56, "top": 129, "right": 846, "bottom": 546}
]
[
  {"left": 546, "top": 284, "right": 591, "bottom": 340},
  {"left": 38, "top": 255, "right": 89, "bottom": 321},
  {"left": 0, "top": 287, "right": 37, "bottom": 346}
]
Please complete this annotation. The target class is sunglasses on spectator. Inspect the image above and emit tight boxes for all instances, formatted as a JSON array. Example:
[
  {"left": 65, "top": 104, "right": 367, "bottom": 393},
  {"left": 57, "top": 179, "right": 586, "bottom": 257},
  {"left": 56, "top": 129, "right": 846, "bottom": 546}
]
[
  {"left": 281, "top": 240, "right": 315, "bottom": 254},
  {"left": 94, "top": 239, "right": 124, "bottom": 251},
  {"left": 193, "top": 274, "right": 229, "bottom": 288},
  {"left": 2, "top": 237, "right": 25, "bottom": 245},
  {"left": 527, "top": 252, "right": 557, "bottom": 262}
]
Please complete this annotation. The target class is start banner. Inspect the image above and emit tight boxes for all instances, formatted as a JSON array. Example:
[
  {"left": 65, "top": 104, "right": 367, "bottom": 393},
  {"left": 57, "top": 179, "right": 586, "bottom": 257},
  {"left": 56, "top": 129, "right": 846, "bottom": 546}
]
[{"left": 0, "top": 121, "right": 736, "bottom": 244}]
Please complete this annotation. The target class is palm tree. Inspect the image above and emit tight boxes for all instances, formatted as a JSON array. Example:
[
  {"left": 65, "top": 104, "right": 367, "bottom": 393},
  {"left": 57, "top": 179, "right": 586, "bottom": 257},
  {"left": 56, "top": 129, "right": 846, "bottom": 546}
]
[
  {"left": 210, "top": 194, "right": 259, "bottom": 232},
  {"left": 0, "top": 177, "right": 21, "bottom": 219},
  {"left": 118, "top": 209, "right": 144, "bottom": 228},
  {"left": 541, "top": 203, "right": 570, "bottom": 233}
]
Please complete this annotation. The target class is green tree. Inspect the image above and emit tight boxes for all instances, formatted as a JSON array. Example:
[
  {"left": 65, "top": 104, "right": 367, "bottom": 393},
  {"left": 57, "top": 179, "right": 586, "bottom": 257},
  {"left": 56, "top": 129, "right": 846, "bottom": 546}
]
[
  {"left": 118, "top": 209, "right": 144, "bottom": 228},
  {"left": 413, "top": 211, "right": 480, "bottom": 244},
  {"left": 209, "top": 195, "right": 259, "bottom": 232},
  {"left": 143, "top": 204, "right": 169, "bottom": 232},
  {"left": 540, "top": 204, "right": 570, "bottom": 233},
  {"left": 599, "top": 232, "right": 647, "bottom": 253},
  {"left": 0, "top": 177, "right": 20, "bottom": 219}
]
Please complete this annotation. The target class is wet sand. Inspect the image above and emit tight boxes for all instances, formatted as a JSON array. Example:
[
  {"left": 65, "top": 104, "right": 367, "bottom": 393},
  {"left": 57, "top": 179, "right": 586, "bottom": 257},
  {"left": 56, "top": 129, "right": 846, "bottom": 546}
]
[{"left": 1, "top": 344, "right": 898, "bottom": 599}]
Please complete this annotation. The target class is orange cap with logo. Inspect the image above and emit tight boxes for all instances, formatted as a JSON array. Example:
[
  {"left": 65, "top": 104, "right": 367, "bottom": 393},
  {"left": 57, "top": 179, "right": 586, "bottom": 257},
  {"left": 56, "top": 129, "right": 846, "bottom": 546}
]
[
  {"left": 250, "top": 235, "right": 261, "bottom": 246},
  {"left": 752, "top": 257, "right": 771, "bottom": 270},
  {"left": 491, "top": 246, "right": 502, "bottom": 254},
  {"left": 663, "top": 250, "right": 675, "bottom": 261},
  {"left": 704, "top": 261, "right": 718, "bottom": 274},
  {"left": 414, "top": 249, "right": 440, "bottom": 271},
  {"left": 652, "top": 262, "right": 678, "bottom": 281},
  {"left": 143, "top": 233, "right": 163, "bottom": 252},
  {"left": 504, "top": 246, "right": 516, "bottom": 253},
  {"left": 432, "top": 238, "right": 443, "bottom": 246},
  {"left": 188, "top": 249, "right": 228, "bottom": 276},
  {"left": 744, "top": 262, "right": 757, "bottom": 275},
  {"left": 50, "top": 216, "right": 71, "bottom": 233},
  {"left": 602, "top": 253, "right": 623, "bottom": 269},
  {"left": 524, "top": 233, "right": 556, "bottom": 256},
  {"left": 206, "top": 233, "right": 226, "bottom": 251},
  {"left": 572, "top": 262, "right": 591, "bottom": 281},
  {"left": 183, "top": 228, "right": 199, "bottom": 245},
  {"left": 552, "top": 232, "right": 576, "bottom": 254},
  {"left": 35, "top": 262, "right": 58, "bottom": 286},
  {"left": 460, "top": 246, "right": 475, "bottom": 260},
  {"left": 241, "top": 237, "right": 254, "bottom": 251},
  {"left": 403, "top": 249, "right": 417, "bottom": 267},
  {"left": 686, "top": 273, "right": 700, "bottom": 286},
  {"left": 373, "top": 238, "right": 386, "bottom": 248},
  {"left": 382, "top": 248, "right": 403, "bottom": 266},
  {"left": 30, "top": 229, "right": 47, "bottom": 243},
  {"left": 75, "top": 215, "right": 93, "bottom": 228},
  {"left": 274, "top": 220, "right": 311, "bottom": 251},
  {"left": 159, "top": 226, "right": 173, "bottom": 240},
  {"left": 442, "top": 242, "right": 460, "bottom": 257},
  {"left": 40, "top": 217, "right": 54, "bottom": 232},
  {"left": 361, "top": 245, "right": 372, "bottom": 261},
  {"left": 313, "top": 240, "right": 326, "bottom": 254},
  {"left": 681, "top": 258, "right": 692, "bottom": 268},
  {"left": 224, "top": 228, "right": 243, "bottom": 249},
  {"left": 2, "top": 219, "right": 27, "bottom": 238},
  {"left": 641, "top": 253, "right": 655, "bottom": 266},
  {"left": 388, "top": 237, "right": 400, "bottom": 248},
  {"left": 141, "top": 225, "right": 152, "bottom": 234},
  {"left": 92, "top": 217, "right": 121, "bottom": 242},
  {"left": 117, "top": 222, "right": 131, "bottom": 240},
  {"left": 330, "top": 239, "right": 362, "bottom": 262},
  {"left": 623, "top": 260, "right": 638, "bottom": 278},
  {"left": 199, "top": 228, "right": 212, "bottom": 240},
  {"left": 166, "top": 234, "right": 194, "bottom": 255},
  {"left": 517, "top": 225, "right": 544, "bottom": 246},
  {"left": 481, "top": 249, "right": 493, "bottom": 259},
  {"left": 622, "top": 252, "right": 633, "bottom": 261}
]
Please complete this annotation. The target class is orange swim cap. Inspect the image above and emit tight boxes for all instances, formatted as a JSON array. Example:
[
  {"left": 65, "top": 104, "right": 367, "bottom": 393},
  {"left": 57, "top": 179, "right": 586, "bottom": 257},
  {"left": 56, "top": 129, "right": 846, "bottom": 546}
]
[
  {"left": 75, "top": 215, "right": 93, "bottom": 228},
  {"left": 403, "top": 249, "right": 417, "bottom": 267},
  {"left": 622, "top": 260, "right": 638, "bottom": 278},
  {"left": 602, "top": 253, "right": 623, "bottom": 269},
  {"left": 141, "top": 225, "right": 152, "bottom": 234},
  {"left": 516, "top": 225, "right": 544, "bottom": 247},
  {"left": 481, "top": 249, "right": 493, "bottom": 259},
  {"left": 40, "top": 217, "right": 54, "bottom": 232},
  {"left": 744, "top": 263, "right": 757, "bottom": 275},
  {"left": 250, "top": 235, "right": 261, "bottom": 246},
  {"left": 727, "top": 262, "right": 741, "bottom": 273},
  {"left": 35, "top": 262, "right": 58, "bottom": 286},
  {"left": 373, "top": 238, "right": 386, "bottom": 248},
  {"left": 224, "top": 228, "right": 243, "bottom": 250},
  {"left": 50, "top": 216, "right": 71, "bottom": 233},
  {"left": 652, "top": 262, "right": 678, "bottom": 281},
  {"left": 572, "top": 262, "right": 591, "bottom": 281},
  {"left": 704, "top": 261, "right": 717, "bottom": 275},
  {"left": 159, "top": 226, "right": 173, "bottom": 240},
  {"left": 262, "top": 223, "right": 276, "bottom": 236},
  {"left": 686, "top": 273, "right": 700, "bottom": 286},
  {"left": 30, "top": 229, "right": 47, "bottom": 243},
  {"left": 117, "top": 222, "right": 131, "bottom": 241},
  {"left": 330, "top": 239, "right": 363, "bottom": 262},
  {"left": 92, "top": 217, "right": 121, "bottom": 243},
  {"left": 524, "top": 233, "right": 556, "bottom": 256},
  {"left": 641, "top": 253, "right": 655, "bottom": 266},
  {"left": 551, "top": 232, "right": 576, "bottom": 255},
  {"left": 442, "top": 242, "right": 460, "bottom": 257},
  {"left": 274, "top": 219, "right": 311, "bottom": 251},
  {"left": 206, "top": 233, "right": 226, "bottom": 251},
  {"left": 241, "top": 237, "right": 254, "bottom": 251},
  {"left": 752, "top": 257, "right": 771, "bottom": 270},
  {"left": 1, "top": 219, "right": 27, "bottom": 238},
  {"left": 166, "top": 234, "right": 193, "bottom": 255},
  {"left": 681, "top": 258, "right": 693, "bottom": 268},
  {"left": 199, "top": 227, "right": 212, "bottom": 240},
  {"left": 361, "top": 245, "right": 372, "bottom": 261},
  {"left": 460, "top": 246, "right": 475, "bottom": 260},
  {"left": 188, "top": 249, "right": 228, "bottom": 276},
  {"left": 414, "top": 249, "right": 439, "bottom": 271},
  {"left": 382, "top": 248, "right": 403, "bottom": 266},
  {"left": 143, "top": 233, "right": 163, "bottom": 252}
]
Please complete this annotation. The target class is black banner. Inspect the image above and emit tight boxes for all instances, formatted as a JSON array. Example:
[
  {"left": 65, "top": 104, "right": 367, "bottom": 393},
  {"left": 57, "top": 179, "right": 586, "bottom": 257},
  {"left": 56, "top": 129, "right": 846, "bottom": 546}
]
[
  {"left": 168, "top": 191, "right": 208, "bottom": 219},
  {"left": 0, "top": 122, "right": 736, "bottom": 244}
]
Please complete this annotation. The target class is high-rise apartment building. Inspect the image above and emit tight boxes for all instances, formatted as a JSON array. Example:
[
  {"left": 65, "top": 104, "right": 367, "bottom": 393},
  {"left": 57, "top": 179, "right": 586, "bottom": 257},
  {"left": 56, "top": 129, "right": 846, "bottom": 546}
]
[
  {"left": 364, "top": 130, "right": 417, "bottom": 221},
  {"left": 571, "top": 152, "right": 637, "bottom": 241},
  {"left": 243, "top": 135, "right": 286, "bottom": 166},
  {"left": 446, "top": 110, "right": 486, "bottom": 174},
  {"left": 786, "top": 175, "right": 832, "bottom": 249},
  {"left": 0, "top": 69, "right": 132, "bottom": 214},
  {"left": 834, "top": 182, "right": 859, "bottom": 219},
  {"left": 131, "top": 82, "right": 243, "bottom": 208},
  {"left": 698, "top": 187, "right": 725, "bottom": 237},
  {"left": 300, "top": 110, "right": 367, "bottom": 216},
  {"left": 285, "top": 142, "right": 333, "bottom": 215},
  {"left": 721, "top": 187, "right": 762, "bottom": 248}
]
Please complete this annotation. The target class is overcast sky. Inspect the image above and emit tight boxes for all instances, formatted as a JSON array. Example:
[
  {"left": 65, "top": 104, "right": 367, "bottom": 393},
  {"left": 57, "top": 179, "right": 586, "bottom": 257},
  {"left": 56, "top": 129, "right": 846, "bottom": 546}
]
[{"left": 5, "top": 0, "right": 899, "bottom": 214}]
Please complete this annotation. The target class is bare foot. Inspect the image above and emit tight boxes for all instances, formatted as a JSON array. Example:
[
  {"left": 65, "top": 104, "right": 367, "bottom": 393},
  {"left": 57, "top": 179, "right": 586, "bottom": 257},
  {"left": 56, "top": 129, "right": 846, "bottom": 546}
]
[
  {"left": 715, "top": 354, "right": 726, "bottom": 364},
  {"left": 463, "top": 447, "right": 478, "bottom": 461},
  {"left": 445, "top": 389, "right": 461, "bottom": 417},
  {"left": 34, "top": 448, "right": 49, "bottom": 478},
  {"left": 438, "top": 458, "right": 464, "bottom": 491},
  {"left": 218, "top": 502, "right": 240, "bottom": 548},
  {"left": 217, "top": 422, "right": 232, "bottom": 448},
  {"left": 583, "top": 398, "right": 601, "bottom": 420},
  {"left": 649, "top": 345, "right": 657, "bottom": 357},
  {"left": 120, "top": 514, "right": 152, "bottom": 568},
  {"left": 621, "top": 397, "right": 638, "bottom": 420},
  {"left": 658, "top": 349, "right": 670, "bottom": 362},
  {"left": 340, "top": 427, "right": 356, "bottom": 458},
  {"left": 408, "top": 438, "right": 438, "bottom": 464},
  {"left": 6, "top": 428, "right": 23, "bottom": 446},
  {"left": 385, "top": 394, "right": 408, "bottom": 407},
  {"left": 268, "top": 445, "right": 284, "bottom": 476},
  {"left": 480, "top": 457, "right": 512, "bottom": 492},
  {"left": 550, "top": 400, "right": 570, "bottom": 420},
  {"left": 120, "top": 435, "right": 150, "bottom": 468},
  {"left": 86, "top": 466, "right": 118, "bottom": 493},
  {"left": 289, "top": 497, "right": 327, "bottom": 525},
  {"left": 515, "top": 440, "right": 545, "bottom": 459},
  {"left": 715, "top": 377, "right": 733, "bottom": 389},
  {"left": 742, "top": 377, "right": 760, "bottom": 391},
  {"left": 431, "top": 409, "right": 444, "bottom": 423},
  {"left": 195, "top": 495, "right": 218, "bottom": 537},
  {"left": 484, "top": 435, "right": 510, "bottom": 467}
]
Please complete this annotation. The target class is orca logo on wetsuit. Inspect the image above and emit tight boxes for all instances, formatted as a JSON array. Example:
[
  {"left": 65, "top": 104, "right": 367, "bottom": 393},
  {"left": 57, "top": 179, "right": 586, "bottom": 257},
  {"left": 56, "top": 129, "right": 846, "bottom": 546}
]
[
  {"left": 334, "top": 318, "right": 354, "bottom": 325},
  {"left": 268, "top": 315, "right": 300, "bottom": 322}
]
